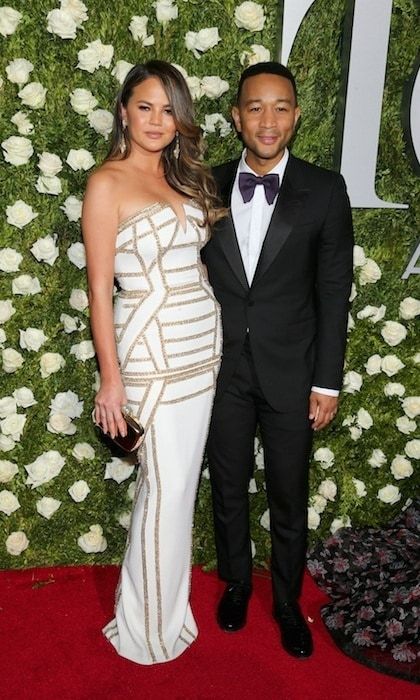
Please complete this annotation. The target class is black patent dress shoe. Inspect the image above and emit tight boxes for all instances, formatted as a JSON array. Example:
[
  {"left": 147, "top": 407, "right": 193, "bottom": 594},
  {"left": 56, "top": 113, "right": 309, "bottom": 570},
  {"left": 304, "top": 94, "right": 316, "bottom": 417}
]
[
  {"left": 217, "top": 583, "right": 251, "bottom": 632},
  {"left": 274, "top": 601, "right": 313, "bottom": 658}
]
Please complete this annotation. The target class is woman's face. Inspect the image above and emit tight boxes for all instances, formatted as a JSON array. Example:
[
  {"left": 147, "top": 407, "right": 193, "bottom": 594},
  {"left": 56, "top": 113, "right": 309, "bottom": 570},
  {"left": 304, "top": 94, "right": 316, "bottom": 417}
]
[{"left": 121, "top": 76, "right": 177, "bottom": 155}]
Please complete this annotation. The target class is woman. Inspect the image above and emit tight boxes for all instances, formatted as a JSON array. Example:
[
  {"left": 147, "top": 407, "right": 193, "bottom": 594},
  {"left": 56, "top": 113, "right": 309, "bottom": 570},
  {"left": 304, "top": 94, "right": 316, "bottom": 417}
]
[{"left": 82, "top": 61, "right": 223, "bottom": 664}]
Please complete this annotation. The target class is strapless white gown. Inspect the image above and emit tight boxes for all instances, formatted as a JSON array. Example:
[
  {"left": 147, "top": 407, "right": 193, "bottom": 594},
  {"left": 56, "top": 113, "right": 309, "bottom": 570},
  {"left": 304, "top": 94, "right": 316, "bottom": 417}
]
[{"left": 103, "top": 201, "right": 221, "bottom": 664}]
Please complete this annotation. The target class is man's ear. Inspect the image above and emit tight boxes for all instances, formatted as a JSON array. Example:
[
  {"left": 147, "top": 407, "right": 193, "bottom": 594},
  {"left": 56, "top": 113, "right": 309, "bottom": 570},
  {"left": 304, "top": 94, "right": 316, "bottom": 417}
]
[{"left": 231, "top": 106, "right": 241, "bottom": 133}]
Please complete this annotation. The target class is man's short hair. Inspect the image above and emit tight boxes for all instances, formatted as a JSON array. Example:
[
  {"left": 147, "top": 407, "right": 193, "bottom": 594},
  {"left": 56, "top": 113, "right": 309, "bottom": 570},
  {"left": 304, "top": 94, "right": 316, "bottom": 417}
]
[{"left": 236, "top": 62, "right": 298, "bottom": 105}]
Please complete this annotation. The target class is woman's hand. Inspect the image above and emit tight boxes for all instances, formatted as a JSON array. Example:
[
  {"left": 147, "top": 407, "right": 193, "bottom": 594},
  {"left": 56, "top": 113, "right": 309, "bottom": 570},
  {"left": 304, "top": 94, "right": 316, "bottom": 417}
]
[{"left": 94, "top": 379, "right": 128, "bottom": 439}]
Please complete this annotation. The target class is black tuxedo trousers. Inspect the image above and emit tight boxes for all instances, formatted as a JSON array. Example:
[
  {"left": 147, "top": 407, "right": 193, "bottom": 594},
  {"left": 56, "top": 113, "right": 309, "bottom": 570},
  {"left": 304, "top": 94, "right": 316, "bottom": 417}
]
[{"left": 202, "top": 155, "right": 354, "bottom": 604}]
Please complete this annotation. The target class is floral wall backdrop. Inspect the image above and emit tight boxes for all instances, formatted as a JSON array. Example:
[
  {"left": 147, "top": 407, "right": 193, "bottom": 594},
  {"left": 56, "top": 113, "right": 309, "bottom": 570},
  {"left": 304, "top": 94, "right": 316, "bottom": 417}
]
[{"left": 0, "top": 0, "right": 418, "bottom": 568}]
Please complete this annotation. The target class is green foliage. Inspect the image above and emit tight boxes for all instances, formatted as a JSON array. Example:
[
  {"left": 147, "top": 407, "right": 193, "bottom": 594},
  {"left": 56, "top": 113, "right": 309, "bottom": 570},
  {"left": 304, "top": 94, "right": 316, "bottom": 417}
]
[{"left": 0, "top": 0, "right": 418, "bottom": 569}]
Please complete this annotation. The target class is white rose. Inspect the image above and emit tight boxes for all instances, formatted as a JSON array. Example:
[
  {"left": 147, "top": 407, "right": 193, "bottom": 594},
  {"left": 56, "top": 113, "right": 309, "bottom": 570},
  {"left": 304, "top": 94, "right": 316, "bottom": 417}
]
[
  {"left": 69, "top": 288, "right": 88, "bottom": 311},
  {"left": 347, "top": 312, "right": 355, "bottom": 332},
  {"left": 330, "top": 516, "right": 351, "bottom": 534},
  {"left": 171, "top": 63, "right": 188, "bottom": 79},
  {"left": 128, "top": 15, "right": 149, "bottom": 41},
  {"left": 2, "top": 347, "right": 24, "bottom": 373},
  {"left": 0, "top": 300, "right": 16, "bottom": 324},
  {"left": 12, "top": 274, "right": 41, "bottom": 295},
  {"left": 349, "top": 425, "right": 362, "bottom": 441},
  {"left": 24, "top": 450, "right": 65, "bottom": 488},
  {"left": 6, "top": 531, "right": 29, "bottom": 556},
  {"left": 352, "top": 478, "right": 367, "bottom": 497},
  {"left": 38, "top": 151, "right": 63, "bottom": 176},
  {"left": 154, "top": 0, "right": 178, "bottom": 24},
  {"left": 6, "top": 200, "right": 38, "bottom": 229},
  {"left": 68, "top": 479, "right": 90, "bottom": 502},
  {"left": 259, "top": 508, "right": 270, "bottom": 530},
  {"left": 30, "top": 235, "right": 59, "bottom": 265},
  {"left": 87, "top": 109, "right": 113, "bottom": 139},
  {"left": 413, "top": 353, "right": 420, "bottom": 364},
  {"left": 47, "top": 413, "right": 76, "bottom": 435},
  {"left": 0, "top": 396, "right": 16, "bottom": 418},
  {"left": 2, "top": 135, "right": 33, "bottom": 166},
  {"left": 66, "top": 148, "right": 95, "bottom": 171},
  {"left": 342, "top": 370, "right": 363, "bottom": 394},
  {"left": 13, "top": 387, "right": 36, "bottom": 408},
  {"left": 377, "top": 484, "right": 401, "bottom": 504},
  {"left": 201, "top": 113, "right": 231, "bottom": 137},
  {"left": 61, "top": 195, "right": 82, "bottom": 222},
  {"left": 186, "top": 76, "right": 203, "bottom": 101},
  {"left": 240, "top": 43, "right": 270, "bottom": 66},
  {"left": 307, "top": 506, "right": 320, "bottom": 530},
  {"left": 318, "top": 478, "right": 337, "bottom": 501},
  {"left": 72, "top": 442, "right": 95, "bottom": 461},
  {"left": 18, "top": 82, "right": 47, "bottom": 109},
  {"left": 104, "top": 456, "right": 135, "bottom": 483},
  {"left": 111, "top": 60, "right": 134, "bottom": 85},
  {"left": 313, "top": 447, "right": 335, "bottom": 468},
  {"left": 368, "top": 448, "right": 387, "bottom": 468},
  {"left": 353, "top": 244, "right": 366, "bottom": 267},
  {"left": 77, "top": 524, "right": 107, "bottom": 553},
  {"left": 60, "top": 313, "right": 85, "bottom": 334},
  {"left": 364, "top": 354, "right": 382, "bottom": 375},
  {"left": 19, "top": 327, "right": 48, "bottom": 352},
  {"left": 381, "top": 320, "right": 407, "bottom": 347},
  {"left": 359, "top": 258, "right": 381, "bottom": 285},
  {"left": 402, "top": 396, "right": 420, "bottom": 419},
  {"left": 50, "top": 390, "right": 83, "bottom": 419},
  {"left": 36, "top": 496, "right": 61, "bottom": 519},
  {"left": 399, "top": 296, "right": 420, "bottom": 320},
  {"left": 349, "top": 282, "right": 357, "bottom": 302},
  {"left": 70, "top": 339, "right": 95, "bottom": 361},
  {"left": 0, "top": 489, "right": 20, "bottom": 515},
  {"left": 0, "top": 460, "right": 18, "bottom": 482},
  {"left": 396, "top": 416, "right": 416, "bottom": 435},
  {"left": 6, "top": 58, "right": 34, "bottom": 85},
  {"left": 118, "top": 511, "right": 131, "bottom": 530},
  {"left": 248, "top": 477, "right": 257, "bottom": 494},
  {"left": 127, "top": 481, "right": 136, "bottom": 500},
  {"left": 356, "top": 408, "right": 373, "bottom": 430},
  {"left": 0, "top": 6, "right": 22, "bottom": 36},
  {"left": 384, "top": 382, "right": 405, "bottom": 398},
  {"left": 67, "top": 242, "right": 86, "bottom": 269},
  {"left": 40, "top": 352, "right": 66, "bottom": 378},
  {"left": 46, "top": 8, "right": 77, "bottom": 39},
  {"left": 0, "top": 248, "right": 22, "bottom": 272},
  {"left": 405, "top": 439, "right": 420, "bottom": 460},
  {"left": 1, "top": 413, "right": 26, "bottom": 441},
  {"left": 60, "top": 0, "right": 88, "bottom": 27},
  {"left": 356, "top": 304, "right": 386, "bottom": 323},
  {"left": 201, "top": 76, "right": 229, "bottom": 99},
  {"left": 0, "top": 329, "right": 5, "bottom": 346},
  {"left": 0, "top": 435, "right": 15, "bottom": 452},
  {"left": 35, "top": 175, "right": 62, "bottom": 196},
  {"left": 77, "top": 39, "right": 114, "bottom": 73},
  {"left": 11, "top": 111, "right": 34, "bottom": 135},
  {"left": 69, "top": 88, "right": 98, "bottom": 115},
  {"left": 234, "top": 1, "right": 265, "bottom": 31},
  {"left": 310, "top": 493, "right": 327, "bottom": 514},
  {"left": 381, "top": 354, "right": 405, "bottom": 377},
  {"left": 185, "top": 28, "right": 221, "bottom": 57}
]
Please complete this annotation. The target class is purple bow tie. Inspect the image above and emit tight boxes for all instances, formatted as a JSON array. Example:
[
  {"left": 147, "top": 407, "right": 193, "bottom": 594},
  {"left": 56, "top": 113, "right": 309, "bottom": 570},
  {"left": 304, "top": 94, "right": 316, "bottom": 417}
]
[{"left": 238, "top": 172, "right": 279, "bottom": 205}]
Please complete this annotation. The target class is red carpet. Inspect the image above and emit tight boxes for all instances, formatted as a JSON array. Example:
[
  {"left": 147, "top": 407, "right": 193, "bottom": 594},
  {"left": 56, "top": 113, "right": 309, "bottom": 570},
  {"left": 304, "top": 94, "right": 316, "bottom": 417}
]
[{"left": 0, "top": 565, "right": 417, "bottom": 700}]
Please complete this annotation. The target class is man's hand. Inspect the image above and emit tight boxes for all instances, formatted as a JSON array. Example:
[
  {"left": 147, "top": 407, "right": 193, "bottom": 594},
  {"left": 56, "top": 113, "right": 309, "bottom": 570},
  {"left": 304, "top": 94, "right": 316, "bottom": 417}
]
[{"left": 309, "top": 392, "right": 338, "bottom": 431}]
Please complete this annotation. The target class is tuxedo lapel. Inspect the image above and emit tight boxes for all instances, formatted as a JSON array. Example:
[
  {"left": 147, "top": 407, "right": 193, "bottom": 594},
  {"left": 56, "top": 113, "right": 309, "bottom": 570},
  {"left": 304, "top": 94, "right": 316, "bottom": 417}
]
[
  {"left": 213, "top": 160, "right": 249, "bottom": 291},
  {"left": 252, "top": 160, "right": 309, "bottom": 285}
]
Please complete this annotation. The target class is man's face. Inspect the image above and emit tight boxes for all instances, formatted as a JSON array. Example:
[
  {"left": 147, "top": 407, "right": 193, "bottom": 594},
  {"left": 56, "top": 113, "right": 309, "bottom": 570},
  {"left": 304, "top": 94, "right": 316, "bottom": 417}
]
[{"left": 232, "top": 73, "right": 300, "bottom": 173}]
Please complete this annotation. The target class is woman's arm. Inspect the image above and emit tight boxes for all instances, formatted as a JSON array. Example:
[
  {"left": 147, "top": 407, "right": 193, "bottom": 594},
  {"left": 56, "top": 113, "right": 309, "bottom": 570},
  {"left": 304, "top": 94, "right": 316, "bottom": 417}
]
[{"left": 82, "top": 169, "right": 127, "bottom": 439}]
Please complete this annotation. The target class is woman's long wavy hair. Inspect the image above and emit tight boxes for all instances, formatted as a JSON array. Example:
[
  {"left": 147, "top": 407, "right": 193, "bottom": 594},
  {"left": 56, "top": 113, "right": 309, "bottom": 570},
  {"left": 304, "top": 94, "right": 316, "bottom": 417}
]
[{"left": 106, "top": 60, "right": 225, "bottom": 227}]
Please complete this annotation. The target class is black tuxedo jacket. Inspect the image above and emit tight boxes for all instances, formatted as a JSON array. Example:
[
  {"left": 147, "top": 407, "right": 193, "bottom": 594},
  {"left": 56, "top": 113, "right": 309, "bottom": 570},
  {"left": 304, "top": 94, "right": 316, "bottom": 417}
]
[{"left": 201, "top": 154, "right": 354, "bottom": 412}]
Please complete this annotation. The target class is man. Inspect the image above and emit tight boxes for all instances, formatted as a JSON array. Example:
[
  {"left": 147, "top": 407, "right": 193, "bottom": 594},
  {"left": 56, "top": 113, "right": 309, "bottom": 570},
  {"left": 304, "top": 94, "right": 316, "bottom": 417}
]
[{"left": 201, "top": 62, "right": 353, "bottom": 658}]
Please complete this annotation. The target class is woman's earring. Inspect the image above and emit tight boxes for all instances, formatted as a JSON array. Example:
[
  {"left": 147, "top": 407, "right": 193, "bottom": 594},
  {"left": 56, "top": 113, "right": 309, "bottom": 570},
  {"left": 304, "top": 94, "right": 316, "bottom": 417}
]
[
  {"left": 120, "top": 119, "right": 127, "bottom": 155},
  {"left": 173, "top": 132, "right": 180, "bottom": 160}
]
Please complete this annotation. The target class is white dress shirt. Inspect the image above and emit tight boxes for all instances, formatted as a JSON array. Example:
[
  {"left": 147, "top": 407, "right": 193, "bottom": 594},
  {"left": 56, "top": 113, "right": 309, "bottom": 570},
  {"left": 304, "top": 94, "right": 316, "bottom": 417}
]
[{"left": 230, "top": 149, "right": 338, "bottom": 398}]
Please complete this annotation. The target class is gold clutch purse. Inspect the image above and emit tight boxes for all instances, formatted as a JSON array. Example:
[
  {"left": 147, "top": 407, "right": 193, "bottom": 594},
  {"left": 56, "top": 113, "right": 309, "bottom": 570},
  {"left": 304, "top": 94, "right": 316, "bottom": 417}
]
[{"left": 92, "top": 408, "right": 144, "bottom": 452}]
